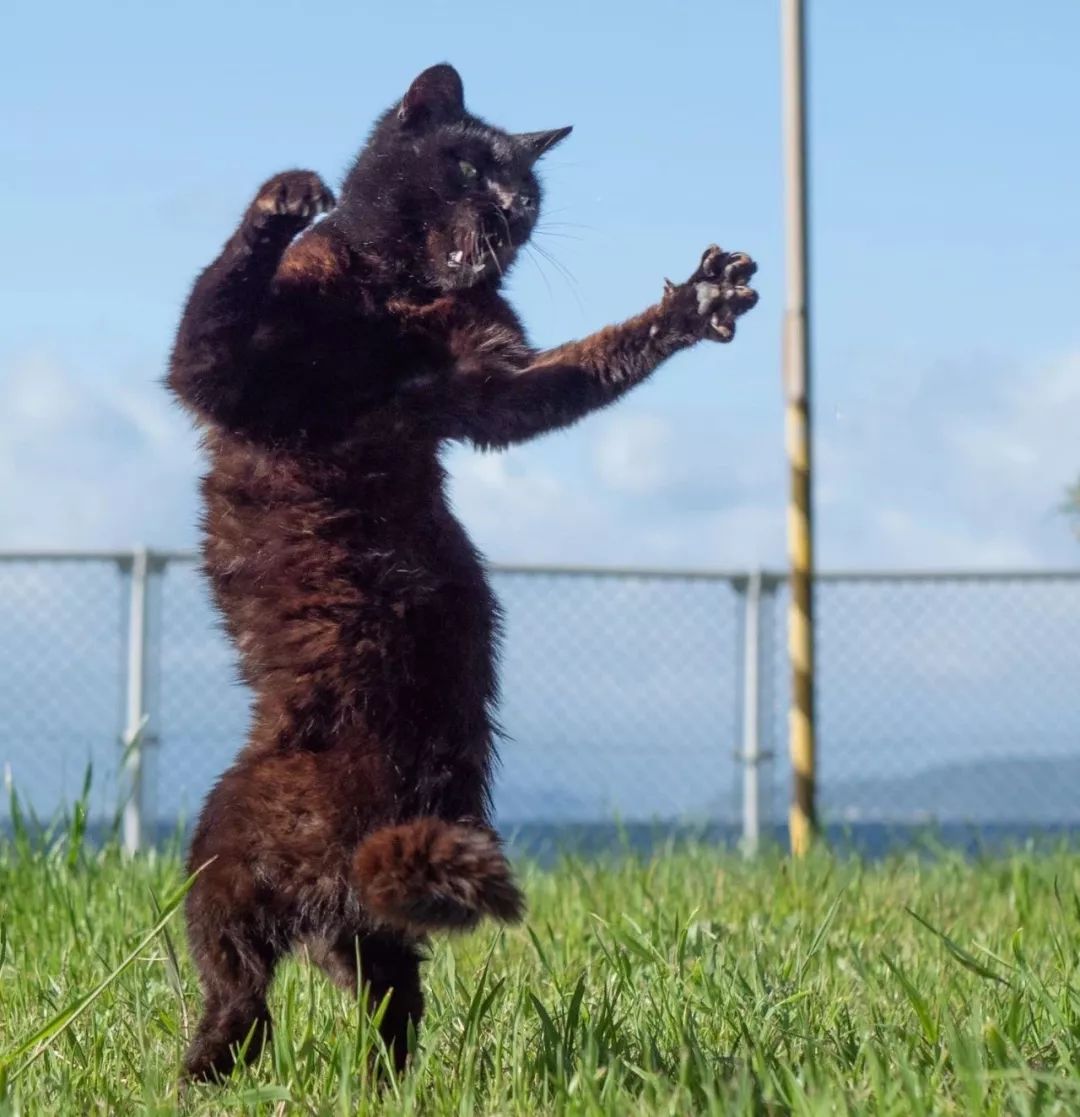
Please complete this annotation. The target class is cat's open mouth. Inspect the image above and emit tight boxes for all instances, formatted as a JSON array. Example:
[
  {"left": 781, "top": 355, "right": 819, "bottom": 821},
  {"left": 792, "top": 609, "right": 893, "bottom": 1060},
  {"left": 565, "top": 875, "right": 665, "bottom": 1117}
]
[
  {"left": 446, "top": 249, "right": 486, "bottom": 277},
  {"left": 446, "top": 229, "right": 516, "bottom": 280}
]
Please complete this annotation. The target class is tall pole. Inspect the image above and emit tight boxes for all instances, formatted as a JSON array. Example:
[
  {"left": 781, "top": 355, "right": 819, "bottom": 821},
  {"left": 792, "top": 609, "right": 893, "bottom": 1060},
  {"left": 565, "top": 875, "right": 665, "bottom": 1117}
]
[
  {"left": 123, "top": 547, "right": 150, "bottom": 854},
  {"left": 741, "top": 571, "right": 763, "bottom": 857},
  {"left": 781, "top": 0, "right": 817, "bottom": 855}
]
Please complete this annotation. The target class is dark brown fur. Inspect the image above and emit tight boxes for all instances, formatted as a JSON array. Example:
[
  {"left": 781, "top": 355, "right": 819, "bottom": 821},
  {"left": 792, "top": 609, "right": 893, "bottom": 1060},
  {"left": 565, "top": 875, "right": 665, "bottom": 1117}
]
[{"left": 168, "top": 64, "right": 757, "bottom": 1081}]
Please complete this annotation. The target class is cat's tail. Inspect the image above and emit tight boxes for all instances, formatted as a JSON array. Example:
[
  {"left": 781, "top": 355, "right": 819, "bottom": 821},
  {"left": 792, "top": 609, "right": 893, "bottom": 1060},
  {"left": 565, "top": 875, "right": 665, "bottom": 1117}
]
[{"left": 352, "top": 818, "right": 525, "bottom": 935}]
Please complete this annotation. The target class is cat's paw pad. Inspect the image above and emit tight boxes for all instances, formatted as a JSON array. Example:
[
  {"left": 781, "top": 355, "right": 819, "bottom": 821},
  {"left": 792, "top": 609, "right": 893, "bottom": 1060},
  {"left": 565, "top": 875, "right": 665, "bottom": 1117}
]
[
  {"left": 664, "top": 246, "right": 758, "bottom": 343},
  {"left": 695, "top": 279, "right": 758, "bottom": 341},
  {"left": 695, "top": 245, "right": 757, "bottom": 287},
  {"left": 251, "top": 170, "right": 336, "bottom": 224}
]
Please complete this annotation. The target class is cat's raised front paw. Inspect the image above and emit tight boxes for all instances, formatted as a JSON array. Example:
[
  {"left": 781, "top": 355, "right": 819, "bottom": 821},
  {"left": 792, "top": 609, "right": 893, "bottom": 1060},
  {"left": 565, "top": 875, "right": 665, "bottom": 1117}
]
[
  {"left": 664, "top": 245, "right": 759, "bottom": 343},
  {"left": 250, "top": 170, "right": 336, "bottom": 226}
]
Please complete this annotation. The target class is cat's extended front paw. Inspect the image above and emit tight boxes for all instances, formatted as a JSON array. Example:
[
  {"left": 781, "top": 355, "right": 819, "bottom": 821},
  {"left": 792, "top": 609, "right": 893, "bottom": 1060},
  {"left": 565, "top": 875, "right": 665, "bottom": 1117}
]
[
  {"left": 247, "top": 170, "right": 336, "bottom": 234},
  {"left": 662, "top": 246, "right": 759, "bottom": 343}
]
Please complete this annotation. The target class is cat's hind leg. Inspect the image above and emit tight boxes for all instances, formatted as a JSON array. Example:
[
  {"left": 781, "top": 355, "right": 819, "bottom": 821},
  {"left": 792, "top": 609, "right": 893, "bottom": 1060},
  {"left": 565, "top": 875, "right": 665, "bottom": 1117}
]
[
  {"left": 182, "top": 863, "right": 282, "bottom": 1081},
  {"left": 308, "top": 930, "right": 425, "bottom": 1073}
]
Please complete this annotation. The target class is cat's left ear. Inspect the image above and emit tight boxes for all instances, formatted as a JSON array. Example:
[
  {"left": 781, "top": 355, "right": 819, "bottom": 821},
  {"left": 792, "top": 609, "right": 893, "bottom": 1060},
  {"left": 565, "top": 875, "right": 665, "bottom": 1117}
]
[
  {"left": 514, "top": 126, "right": 573, "bottom": 163},
  {"left": 398, "top": 64, "right": 466, "bottom": 129}
]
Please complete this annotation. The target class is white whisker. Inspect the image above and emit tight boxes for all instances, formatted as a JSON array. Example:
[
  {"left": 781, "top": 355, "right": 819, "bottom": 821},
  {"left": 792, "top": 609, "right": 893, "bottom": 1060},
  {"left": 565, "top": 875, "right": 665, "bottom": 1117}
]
[{"left": 523, "top": 245, "right": 554, "bottom": 298}]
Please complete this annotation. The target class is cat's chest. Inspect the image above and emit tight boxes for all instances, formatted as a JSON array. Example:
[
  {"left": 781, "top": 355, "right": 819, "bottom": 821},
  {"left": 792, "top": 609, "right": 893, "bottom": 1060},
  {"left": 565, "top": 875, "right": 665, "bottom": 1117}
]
[{"left": 288, "top": 309, "right": 447, "bottom": 375}]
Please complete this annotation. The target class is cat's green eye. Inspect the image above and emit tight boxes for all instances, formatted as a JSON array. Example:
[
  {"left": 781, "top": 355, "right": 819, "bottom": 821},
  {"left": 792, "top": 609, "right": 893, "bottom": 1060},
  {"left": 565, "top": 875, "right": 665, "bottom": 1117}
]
[{"left": 459, "top": 160, "right": 478, "bottom": 181}]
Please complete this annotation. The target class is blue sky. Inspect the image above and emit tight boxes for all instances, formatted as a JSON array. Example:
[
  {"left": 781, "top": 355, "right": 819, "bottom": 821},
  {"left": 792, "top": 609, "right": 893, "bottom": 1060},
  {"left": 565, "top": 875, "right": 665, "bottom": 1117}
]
[{"left": 3, "top": 0, "right": 1079, "bottom": 569}]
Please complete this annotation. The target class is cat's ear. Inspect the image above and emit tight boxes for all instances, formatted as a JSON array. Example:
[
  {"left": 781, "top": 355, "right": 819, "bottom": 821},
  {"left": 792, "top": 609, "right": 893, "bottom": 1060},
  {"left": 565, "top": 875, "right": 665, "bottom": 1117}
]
[
  {"left": 398, "top": 64, "right": 466, "bottom": 130},
  {"left": 514, "top": 127, "right": 573, "bottom": 163}
]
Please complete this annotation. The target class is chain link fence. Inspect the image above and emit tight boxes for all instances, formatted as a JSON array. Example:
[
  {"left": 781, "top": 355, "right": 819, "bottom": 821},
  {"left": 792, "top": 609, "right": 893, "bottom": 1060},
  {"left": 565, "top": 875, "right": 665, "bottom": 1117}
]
[
  {"left": 0, "top": 555, "right": 128, "bottom": 827},
  {"left": 2, "top": 552, "right": 1079, "bottom": 851},
  {"left": 765, "top": 573, "right": 1080, "bottom": 831}
]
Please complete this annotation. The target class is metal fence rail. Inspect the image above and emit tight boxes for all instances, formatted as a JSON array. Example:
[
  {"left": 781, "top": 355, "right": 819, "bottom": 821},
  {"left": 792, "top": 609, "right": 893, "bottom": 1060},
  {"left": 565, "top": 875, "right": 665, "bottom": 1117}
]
[{"left": 1, "top": 551, "right": 1078, "bottom": 852}]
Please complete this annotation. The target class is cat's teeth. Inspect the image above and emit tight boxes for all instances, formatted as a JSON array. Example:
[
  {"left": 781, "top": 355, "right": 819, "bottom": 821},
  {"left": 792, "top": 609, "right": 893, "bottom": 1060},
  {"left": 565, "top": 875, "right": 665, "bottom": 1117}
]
[{"left": 447, "top": 250, "right": 465, "bottom": 268}]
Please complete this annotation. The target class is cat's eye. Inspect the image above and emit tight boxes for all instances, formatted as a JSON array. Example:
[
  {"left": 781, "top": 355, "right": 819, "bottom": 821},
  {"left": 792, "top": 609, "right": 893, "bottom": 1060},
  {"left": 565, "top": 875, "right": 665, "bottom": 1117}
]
[{"left": 459, "top": 160, "right": 478, "bottom": 181}]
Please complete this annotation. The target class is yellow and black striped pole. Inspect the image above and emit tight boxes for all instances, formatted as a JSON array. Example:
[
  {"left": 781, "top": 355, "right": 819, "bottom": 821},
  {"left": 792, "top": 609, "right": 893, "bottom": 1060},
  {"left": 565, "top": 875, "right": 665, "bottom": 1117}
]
[
  {"left": 786, "top": 386, "right": 816, "bottom": 856},
  {"left": 781, "top": 0, "right": 817, "bottom": 856}
]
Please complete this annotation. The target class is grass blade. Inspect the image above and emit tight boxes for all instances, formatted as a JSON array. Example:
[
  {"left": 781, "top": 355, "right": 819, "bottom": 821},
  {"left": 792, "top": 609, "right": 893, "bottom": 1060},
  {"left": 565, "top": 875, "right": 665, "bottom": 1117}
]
[
  {"left": 906, "top": 908, "right": 1009, "bottom": 986},
  {"left": 883, "top": 954, "right": 939, "bottom": 1044},
  {"left": 1, "top": 861, "right": 207, "bottom": 1076}
]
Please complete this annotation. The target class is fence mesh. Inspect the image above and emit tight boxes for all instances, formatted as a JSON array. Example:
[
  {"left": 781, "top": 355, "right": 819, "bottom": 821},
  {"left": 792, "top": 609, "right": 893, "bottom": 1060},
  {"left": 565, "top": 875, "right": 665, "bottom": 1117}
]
[
  {"left": 765, "top": 574, "right": 1080, "bottom": 829},
  {"left": 0, "top": 557, "right": 127, "bottom": 826},
  {"left": 156, "top": 559, "right": 250, "bottom": 830},
  {"left": 493, "top": 570, "right": 742, "bottom": 826},
  {"left": 1, "top": 554, "right": 1079, "bottom": 846}
]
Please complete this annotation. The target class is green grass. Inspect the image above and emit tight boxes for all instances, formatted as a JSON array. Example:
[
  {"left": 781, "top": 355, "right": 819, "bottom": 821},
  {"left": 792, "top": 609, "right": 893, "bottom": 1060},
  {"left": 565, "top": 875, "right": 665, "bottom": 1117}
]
[{"left": 3, "top": 819, "right": 1080, "bottom": 1115}]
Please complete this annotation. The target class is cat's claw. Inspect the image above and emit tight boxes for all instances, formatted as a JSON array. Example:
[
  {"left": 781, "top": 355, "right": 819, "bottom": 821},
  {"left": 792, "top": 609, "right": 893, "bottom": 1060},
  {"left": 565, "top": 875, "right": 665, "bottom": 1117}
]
[
  {"left": 694, "top": 245, "right": 757, "bottom": 287},
  {"left": 696, "top": 247, "right": 759, "bottom": 343},
  {"left": 661, "top": 246, "right": 759, "bottom": 344},
  {"left": 251, "top": 170, "right": 336, "bottom": 226}
]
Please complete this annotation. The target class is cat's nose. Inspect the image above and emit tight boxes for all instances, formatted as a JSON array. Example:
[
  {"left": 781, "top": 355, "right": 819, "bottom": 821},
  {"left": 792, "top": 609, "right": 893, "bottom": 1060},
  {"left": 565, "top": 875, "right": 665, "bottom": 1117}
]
[
  {"left": 504, "top": 194, "right": 535, "bottom": 224},
  {"left": 488, "top": 182, "right": 531, "bottom": 218}
]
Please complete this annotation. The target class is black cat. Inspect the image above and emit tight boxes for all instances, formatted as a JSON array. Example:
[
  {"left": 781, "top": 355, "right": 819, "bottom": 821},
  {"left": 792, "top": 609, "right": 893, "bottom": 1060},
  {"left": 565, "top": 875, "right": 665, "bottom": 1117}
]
[{"left": 167, "top": 62, "right": 758, "bottom": 1081}]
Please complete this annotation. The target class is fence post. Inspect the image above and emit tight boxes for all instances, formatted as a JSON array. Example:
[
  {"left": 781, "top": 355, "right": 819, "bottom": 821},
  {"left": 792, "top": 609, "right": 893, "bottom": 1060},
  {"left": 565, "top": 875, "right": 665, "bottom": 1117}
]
[
  {"left": 121, "top": 547, "right": 159, "bottom": 853},
  {"left": 741, "top": 570, "right": 765, "bottom": 856}
]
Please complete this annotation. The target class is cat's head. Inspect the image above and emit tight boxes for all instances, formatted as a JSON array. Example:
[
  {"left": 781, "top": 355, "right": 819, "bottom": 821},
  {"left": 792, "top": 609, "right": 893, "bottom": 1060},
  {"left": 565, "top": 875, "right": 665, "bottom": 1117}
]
[{"left": 339, "top": 65, "right": 571, "bottom": 291}]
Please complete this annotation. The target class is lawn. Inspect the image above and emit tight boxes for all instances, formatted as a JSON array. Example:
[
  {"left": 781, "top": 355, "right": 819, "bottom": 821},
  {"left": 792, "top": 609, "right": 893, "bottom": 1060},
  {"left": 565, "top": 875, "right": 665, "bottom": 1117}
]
[{"left": 2, "top": 816, "right": 1080, "bottom": 1115}]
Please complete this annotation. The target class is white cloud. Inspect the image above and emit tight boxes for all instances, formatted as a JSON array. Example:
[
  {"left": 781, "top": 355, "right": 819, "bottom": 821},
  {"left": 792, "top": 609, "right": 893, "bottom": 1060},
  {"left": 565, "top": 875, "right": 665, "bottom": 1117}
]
[
  {"left": 0, "top": 352, "right": 200, "bottom": 549},
  {"left": 947, "top": 350, "right": 1080, "bottom": 496},
  {"left": 869, "top": 506, "right": 1040, "bottom": 568},
  {"left": 448, "top": 406, "right": 786, "bottom": 569},
  {"left": 2, "top": 346, "right": 1077, "bottom": 572},
  {"left": 817, "top": 348, "right": 1080, "bottom": 567},
  {"left": 447, "top": 449, "right": 613, "bottom": 565},
  {"left": 451, "top": 347, "right": 1080, "bottom": 571},
  {"left": 592, "top": 414, "right": 675, "bottom": 496}
]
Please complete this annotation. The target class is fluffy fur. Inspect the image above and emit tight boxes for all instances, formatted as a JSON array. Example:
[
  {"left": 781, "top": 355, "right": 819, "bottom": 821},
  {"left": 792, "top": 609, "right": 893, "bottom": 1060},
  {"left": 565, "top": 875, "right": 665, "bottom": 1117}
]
[
  {"left": 168, "top": 63, "right": 758, "bottom": 1081},
  {"left": 353, "top": 818, "right": 525, "bottom": 932}
]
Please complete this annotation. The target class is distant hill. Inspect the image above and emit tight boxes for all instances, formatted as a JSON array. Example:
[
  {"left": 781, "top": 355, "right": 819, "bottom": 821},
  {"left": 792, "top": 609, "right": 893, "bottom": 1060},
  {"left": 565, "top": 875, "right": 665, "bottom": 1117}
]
[{"left": 819, "top": 754, "right": 1080, "bottom": 824}]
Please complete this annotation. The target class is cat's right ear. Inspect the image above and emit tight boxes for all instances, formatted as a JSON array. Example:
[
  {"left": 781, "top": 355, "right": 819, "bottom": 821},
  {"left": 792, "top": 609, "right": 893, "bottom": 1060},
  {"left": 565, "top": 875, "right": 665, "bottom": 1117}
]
[
  {"left": 514, "top": 126, "right": 574, "bottom": 163},
  {"left": 398, "top": 64, "right": 466, "bottom": 130}
]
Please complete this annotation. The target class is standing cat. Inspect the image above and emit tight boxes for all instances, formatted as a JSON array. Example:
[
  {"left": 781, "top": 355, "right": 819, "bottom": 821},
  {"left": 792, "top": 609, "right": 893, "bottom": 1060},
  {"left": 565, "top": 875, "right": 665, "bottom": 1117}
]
[{"left": 168, "top": 62, "right": 758, "bottom": 1080}]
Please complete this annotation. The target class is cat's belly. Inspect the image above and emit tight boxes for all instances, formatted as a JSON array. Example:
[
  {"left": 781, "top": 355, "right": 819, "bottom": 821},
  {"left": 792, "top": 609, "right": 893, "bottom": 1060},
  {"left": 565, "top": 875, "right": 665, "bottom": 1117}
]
[{"left": 203, "top": 485, "right": 500, "bottom": 755}]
